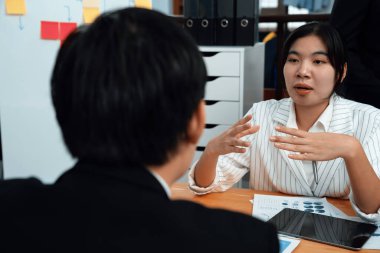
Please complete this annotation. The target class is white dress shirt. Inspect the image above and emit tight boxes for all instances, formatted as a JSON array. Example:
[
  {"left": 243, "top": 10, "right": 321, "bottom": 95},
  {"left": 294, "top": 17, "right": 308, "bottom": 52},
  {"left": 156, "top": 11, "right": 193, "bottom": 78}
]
[
  {"left": 287, "top": 96, "right": 333, "bottom": 191},
  {"left": 148, "top": 169, "right": 171, "bottom": 197},
  {"left": 189, "top": 94, "right": 380, "bottom": 223}
]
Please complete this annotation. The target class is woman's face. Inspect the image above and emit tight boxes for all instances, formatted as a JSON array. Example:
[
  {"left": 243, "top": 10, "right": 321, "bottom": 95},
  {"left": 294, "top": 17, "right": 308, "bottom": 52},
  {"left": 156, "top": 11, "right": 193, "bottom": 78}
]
[{"left": 283, "top": 35, "right": 336, "bottom": 108}]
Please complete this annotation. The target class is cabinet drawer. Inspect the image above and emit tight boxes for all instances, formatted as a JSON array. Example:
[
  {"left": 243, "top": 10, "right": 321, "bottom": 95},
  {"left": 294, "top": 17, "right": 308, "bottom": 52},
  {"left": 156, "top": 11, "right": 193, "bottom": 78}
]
[
  {"left": 203, "top": 52, "right": 240, "bottom": 76},
  {"left": 205, "top": 77, "right": 239, "bottom": 101},
  {"left": 198, "top": 125, "right": 230, "bottom": 147},
  {"left": 206, "top": 101, "right": 239, "bottom": 125}
]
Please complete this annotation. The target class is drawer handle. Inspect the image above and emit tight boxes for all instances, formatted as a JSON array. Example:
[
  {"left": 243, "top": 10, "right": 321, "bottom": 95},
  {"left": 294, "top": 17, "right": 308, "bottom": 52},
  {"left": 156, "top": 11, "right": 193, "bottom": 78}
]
[
  {"left": 196, "top": 147, "right": 206, "bottom": 151},
  {"left": 205, "top": 100, "right": 218, "bottom": 105},
  {"left": 205, "top": 124, "right": 218, "bottom": 129},
  {"left": 202, "top": 52, "right": 218, "bottom": 57},
  {"left": 207, "top": 76, "right": 219, "bottom": 81}
]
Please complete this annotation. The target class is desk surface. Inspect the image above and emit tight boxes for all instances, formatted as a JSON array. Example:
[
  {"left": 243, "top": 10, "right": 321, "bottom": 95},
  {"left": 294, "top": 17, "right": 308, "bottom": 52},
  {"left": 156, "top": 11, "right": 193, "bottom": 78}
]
[{"left": 171, "top": 183, "right": 375, "bottom": 253}]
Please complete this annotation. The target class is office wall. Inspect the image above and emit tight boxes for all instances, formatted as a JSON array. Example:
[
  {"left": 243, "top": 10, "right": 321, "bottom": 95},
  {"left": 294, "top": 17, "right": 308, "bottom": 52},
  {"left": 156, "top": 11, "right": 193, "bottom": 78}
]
[{"left": 0, "top": 0, "right": 171, "bottom": 182}]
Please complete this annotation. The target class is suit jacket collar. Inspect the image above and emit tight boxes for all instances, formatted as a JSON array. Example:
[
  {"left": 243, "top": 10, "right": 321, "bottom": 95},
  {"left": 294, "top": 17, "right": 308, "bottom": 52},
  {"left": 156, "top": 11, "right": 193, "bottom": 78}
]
[
  {"left": 272, "top": 94, "right": 353, "bottom": 196},
  {"left": 55, "top": 160, "right": 169, "bottom": 199}
]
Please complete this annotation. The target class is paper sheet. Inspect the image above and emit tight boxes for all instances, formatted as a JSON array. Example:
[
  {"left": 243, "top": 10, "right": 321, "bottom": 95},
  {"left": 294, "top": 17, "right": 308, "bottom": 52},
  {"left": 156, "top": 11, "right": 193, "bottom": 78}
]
[
  {"left": 252, "top": 194, "right": 331, "bottom": 221},
  {"left": 279, "top": 235, "right": 300, "bottom": 253},
  {"left": 59, "top": 22, "right": 78, "bottom": 43},
  {"left": 363, "top": 226, "right": 380, "bottom": 250},
  {"left": 135, "top": 0, "right": 152, "bottom": 9},
  {"left": 40, "top": 21, "right": 60, "bottom": 40},
  {"left": 5, "top": 0, "right": 26, "bottom": 15},
  {"left": 83, "top": 7, "right": 100, "bottom": 24},
  {"left": 83, "top": 0, "right": 100, "bottom": 8}
]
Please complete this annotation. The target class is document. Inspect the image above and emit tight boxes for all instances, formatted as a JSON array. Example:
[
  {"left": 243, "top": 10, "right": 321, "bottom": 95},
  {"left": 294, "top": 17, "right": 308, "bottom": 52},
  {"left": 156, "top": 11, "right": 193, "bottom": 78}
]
[
  {"left": 278, "top": 235, "right": 300, "bottom": 253},
  {"left": 363, "top": 226, "right": 380, "bottom": 250},
  {"left": 252, "top": 194, "right": 331, "bottom": 221}
]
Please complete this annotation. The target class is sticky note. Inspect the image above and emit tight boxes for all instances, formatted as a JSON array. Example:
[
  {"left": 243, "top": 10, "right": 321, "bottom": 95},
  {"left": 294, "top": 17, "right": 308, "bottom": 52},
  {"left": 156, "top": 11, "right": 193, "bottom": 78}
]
[
  {"left": 5, "top": 0, "right": 26, "bottom": 15},
  {"left": 135, "top": 0, "right": 152, "bottom": 9},
  {"left": 60, "top": 22, "right": 78, "bottom": 42},
  {"left": 83, "top": 0, "right": 100, "bottom": 8},
  {"left": 41, "top": 21, "right": 59, "bottom": 40},
  {"left": 83, "top": 7, "right": 100, "bottom": 24}
]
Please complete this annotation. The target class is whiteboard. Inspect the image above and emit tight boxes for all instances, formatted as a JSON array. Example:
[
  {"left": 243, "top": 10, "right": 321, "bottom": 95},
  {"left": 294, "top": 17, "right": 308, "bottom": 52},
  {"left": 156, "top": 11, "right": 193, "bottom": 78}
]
[{"left": 0, "top": 0, "right": 172, "bottom": 182}]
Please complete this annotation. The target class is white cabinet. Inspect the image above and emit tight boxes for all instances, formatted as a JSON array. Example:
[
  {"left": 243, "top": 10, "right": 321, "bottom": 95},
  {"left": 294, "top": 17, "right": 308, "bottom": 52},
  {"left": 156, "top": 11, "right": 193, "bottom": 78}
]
[
  {"left": 199, "top": 44, "right": 265, "bottom": 150},
  {"left": 200, "top": 43, "right": 265, "bottom": 128},
  {"left": 176, "top": 43, "right": 265, "bottom": 183}
]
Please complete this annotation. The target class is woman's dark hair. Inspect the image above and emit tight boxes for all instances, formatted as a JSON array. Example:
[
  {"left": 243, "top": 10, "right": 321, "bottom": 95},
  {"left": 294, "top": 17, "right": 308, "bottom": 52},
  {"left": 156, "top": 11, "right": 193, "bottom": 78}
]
[
  {"left": 51, "top": 8, "right": 206, "bottom": 166},
  {"left": 281, "top": 21, "right": 346, "bottom": 96}
]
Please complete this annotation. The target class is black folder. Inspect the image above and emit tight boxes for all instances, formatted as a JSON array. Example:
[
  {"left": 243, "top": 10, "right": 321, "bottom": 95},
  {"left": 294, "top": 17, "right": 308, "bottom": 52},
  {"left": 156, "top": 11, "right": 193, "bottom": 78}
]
[
  {"left": 184, "top": 0, "right": 199, "bottom": 42},
  {"left": 198, "top": 0, "right": 216, "bottom": 45},
  {"left": 215, "top": 0, "right": 235, "bottom": 45},
  {"left": 235, "top": 0, "right": 259, "bottom": 46}
]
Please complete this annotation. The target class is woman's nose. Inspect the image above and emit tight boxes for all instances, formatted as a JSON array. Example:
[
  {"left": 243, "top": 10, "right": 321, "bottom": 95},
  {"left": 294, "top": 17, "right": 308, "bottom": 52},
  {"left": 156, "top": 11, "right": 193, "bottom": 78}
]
[{"left": 296, "top": 61, "right": 311, "bottom": 78}]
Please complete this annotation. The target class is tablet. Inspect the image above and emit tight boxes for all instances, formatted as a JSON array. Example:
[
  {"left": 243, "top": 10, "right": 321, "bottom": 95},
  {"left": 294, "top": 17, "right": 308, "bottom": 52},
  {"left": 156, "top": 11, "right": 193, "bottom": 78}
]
[{"left": 267, "top": 208, "right": 377, "bottom": 251}]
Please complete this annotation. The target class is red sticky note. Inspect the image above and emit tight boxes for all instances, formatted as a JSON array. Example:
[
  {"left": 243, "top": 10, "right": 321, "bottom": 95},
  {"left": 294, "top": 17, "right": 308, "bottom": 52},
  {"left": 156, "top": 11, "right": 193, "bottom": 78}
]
[
  {"left": 60, "top": 22, "right": 77, "bottom": 43},
  {"left": 41, "top": 21, "right": 59, "bottom": 40}
]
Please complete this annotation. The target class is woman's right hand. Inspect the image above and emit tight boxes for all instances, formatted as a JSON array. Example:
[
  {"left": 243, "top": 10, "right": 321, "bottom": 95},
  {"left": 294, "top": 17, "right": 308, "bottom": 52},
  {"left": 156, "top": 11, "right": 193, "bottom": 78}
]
[{"left": 204, "top": 114, "right": 260, "bottom": 157}]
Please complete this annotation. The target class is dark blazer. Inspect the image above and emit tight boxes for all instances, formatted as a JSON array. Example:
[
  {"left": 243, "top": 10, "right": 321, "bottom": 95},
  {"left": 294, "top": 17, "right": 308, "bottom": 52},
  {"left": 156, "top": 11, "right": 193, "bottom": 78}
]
[
  {"left": 0, "top": 161, "right": 279, "bottom": 253},
  {"left": 330, "top": 0, "right": 380, "bottom": 108}
]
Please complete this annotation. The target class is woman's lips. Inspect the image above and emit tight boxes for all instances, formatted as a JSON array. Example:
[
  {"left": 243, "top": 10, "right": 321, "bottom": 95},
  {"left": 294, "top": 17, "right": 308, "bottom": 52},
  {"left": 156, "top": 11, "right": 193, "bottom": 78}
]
[{"left": 294, "top": 84, "right": 313, "bottom": 96}]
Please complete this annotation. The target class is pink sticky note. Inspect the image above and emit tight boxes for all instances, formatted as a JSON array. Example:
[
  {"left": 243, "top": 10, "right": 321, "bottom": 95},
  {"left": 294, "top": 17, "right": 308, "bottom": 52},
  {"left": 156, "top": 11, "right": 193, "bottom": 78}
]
[
  {"left": 41, "top": 21, "right": 59, "bottom": 40},
  {"left": 60, "top": 22, "right": 77, "bottom": 43}
]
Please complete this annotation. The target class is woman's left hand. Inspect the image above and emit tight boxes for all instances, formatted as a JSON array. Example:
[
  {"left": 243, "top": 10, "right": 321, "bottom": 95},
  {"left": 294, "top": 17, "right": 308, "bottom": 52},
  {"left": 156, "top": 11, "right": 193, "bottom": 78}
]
[{"left": 269, "top": 126, "right": 359, "bottom": 161}]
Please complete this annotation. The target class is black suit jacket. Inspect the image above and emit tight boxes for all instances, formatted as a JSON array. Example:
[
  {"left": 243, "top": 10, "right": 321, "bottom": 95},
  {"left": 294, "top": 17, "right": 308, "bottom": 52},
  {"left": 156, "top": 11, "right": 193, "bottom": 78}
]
[
  {"left": 330, "top": 0, "right": 380, "bottom": 108},
  {"left": 0, "top": 161, "right": 279, "bottom": 253}
]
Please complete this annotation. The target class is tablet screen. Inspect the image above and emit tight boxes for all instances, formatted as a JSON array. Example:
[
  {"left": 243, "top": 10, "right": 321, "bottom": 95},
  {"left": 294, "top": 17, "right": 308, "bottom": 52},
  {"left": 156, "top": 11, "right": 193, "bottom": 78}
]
[{"left": 268, "top": 208, "right": 377, "bottom": 250}]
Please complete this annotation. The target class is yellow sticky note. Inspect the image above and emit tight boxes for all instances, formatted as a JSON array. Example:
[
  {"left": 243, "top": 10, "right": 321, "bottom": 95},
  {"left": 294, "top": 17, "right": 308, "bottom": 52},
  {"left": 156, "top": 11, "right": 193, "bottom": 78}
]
[
  {"left": 83, "top": 0, "right": 100, "bottom": 8},
  {"left": 135, "top": 0, "right": 152, "bottom": 9},
  {"left": 5, "top": 0, "right": 26, "bottom": 15},
  {"left": 83, "top": 7, "right": 100, "bottom": 24}
]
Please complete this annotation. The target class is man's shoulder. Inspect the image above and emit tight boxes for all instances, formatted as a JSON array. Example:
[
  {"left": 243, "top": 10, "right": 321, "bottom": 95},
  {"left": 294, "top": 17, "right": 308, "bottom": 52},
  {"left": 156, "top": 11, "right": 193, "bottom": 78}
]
[
  {"left": 0, "top": 177, "right": 46, "bottom": 197},
  {"left": 171, "top": 199, "right": 272, "bottom": 227},
  {"left": 0, "top": 177, "right": 77, "bottom": 213},
  {"left": 170, "top": 200, "right": 278, "bottom": 251}
]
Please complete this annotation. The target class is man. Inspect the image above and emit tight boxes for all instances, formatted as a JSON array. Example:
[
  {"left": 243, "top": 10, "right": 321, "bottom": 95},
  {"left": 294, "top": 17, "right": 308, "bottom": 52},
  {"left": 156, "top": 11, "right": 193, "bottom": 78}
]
[
  {"left": 0, "top": 8, "right": 278, "bottom": 252},
  {"left": 330, "top": 0, "right": 380, "bottom": 108}
]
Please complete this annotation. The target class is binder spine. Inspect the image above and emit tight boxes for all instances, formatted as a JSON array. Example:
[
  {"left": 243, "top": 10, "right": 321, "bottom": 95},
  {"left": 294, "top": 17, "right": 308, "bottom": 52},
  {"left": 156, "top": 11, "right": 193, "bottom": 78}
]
[
  {"left": 183, "top": 0, "right": 199, "bottom": 43},
  {"left": 215, "top": 0, "right": 235, "bottom": 46}
]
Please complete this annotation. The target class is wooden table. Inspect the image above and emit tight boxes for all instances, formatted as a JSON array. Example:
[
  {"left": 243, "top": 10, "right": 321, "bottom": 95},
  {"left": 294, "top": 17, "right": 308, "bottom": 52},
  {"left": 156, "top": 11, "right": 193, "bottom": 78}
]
[{"left": 171, "top": 183, "right": 377, "bottom": 253}]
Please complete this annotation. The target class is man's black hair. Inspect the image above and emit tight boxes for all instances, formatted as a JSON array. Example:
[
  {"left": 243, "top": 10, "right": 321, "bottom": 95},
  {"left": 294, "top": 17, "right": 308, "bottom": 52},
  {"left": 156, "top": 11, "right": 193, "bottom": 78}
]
[{"left": 51, "top": 8, "right": 206, "bottom": 166}]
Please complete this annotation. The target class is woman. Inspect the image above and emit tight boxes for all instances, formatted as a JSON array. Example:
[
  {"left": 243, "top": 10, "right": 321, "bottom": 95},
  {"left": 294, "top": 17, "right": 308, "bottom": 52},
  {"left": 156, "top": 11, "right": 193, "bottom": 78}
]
[{"left": 189, "top": 22, "right": 380, "bottom": 222}]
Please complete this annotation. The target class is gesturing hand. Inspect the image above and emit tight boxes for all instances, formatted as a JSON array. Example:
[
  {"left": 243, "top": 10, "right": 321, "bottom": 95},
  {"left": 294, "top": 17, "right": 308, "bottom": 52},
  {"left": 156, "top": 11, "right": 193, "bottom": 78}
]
[
  {"left": 206, "top": 114, "right": 260, "bottom": 156},
  {"left": 269, "top": 126, "right": 359, "bottom": 161}
]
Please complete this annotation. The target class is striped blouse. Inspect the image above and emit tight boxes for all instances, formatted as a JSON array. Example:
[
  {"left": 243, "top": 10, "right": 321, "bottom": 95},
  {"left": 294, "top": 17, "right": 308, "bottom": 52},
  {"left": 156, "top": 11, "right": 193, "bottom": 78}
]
[{"left": 189, "top": 94, "right": 380, "bottom": 222}]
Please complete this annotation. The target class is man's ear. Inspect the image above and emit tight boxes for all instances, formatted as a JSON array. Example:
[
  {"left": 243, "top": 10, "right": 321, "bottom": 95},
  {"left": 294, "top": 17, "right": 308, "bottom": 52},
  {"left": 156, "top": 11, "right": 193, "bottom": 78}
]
[
  {"left": 187, "top": 100, "right": 205, "bottom": 145},
  {"left": 341, "top": 63, "right": 347, "bottom": 83}
]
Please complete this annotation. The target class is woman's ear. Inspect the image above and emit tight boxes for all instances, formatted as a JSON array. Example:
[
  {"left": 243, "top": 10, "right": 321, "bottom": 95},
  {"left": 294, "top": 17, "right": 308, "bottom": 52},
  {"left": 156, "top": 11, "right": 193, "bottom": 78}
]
[
  {"left": 341, "top": 63, "right": 347, "bottom": 83},
  {"left": 187, "top": 100, "right": 205, "bottom": 145}
]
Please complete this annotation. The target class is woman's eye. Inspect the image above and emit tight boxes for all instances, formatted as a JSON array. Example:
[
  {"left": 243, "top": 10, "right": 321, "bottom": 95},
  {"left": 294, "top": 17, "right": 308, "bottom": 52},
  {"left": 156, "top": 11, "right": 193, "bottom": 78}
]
[
  {"left": 314, "top": 59, "right": 326, "bottom": 64},
  {"left": 287, "top": 58, "right": 298, "bottom": 63}
]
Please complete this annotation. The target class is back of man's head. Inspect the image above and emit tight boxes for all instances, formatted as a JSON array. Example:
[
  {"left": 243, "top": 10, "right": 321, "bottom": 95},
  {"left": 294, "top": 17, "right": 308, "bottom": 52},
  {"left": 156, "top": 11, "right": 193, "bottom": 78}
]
[{"left": 51, "top": 8, "right": 206, "bottom": 167}]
